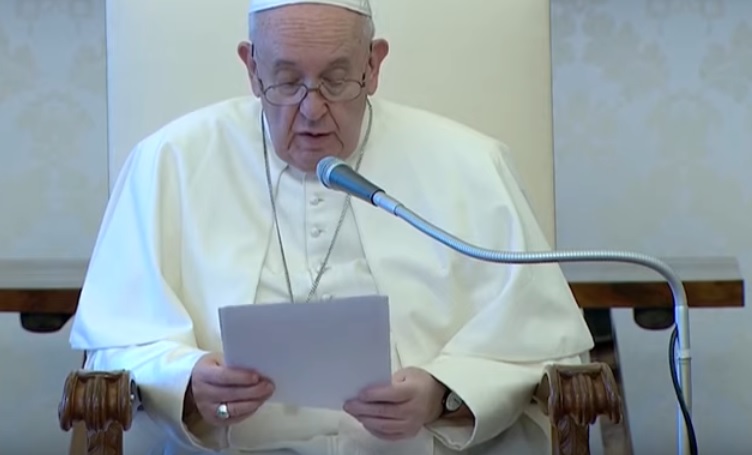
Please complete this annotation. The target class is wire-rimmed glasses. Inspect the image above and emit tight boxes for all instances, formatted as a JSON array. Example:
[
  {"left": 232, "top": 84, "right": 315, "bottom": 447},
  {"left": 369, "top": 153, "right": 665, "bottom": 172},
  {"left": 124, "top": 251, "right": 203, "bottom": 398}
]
[{"left": 259, "top": 73, "right": 366, "bottom": 106}]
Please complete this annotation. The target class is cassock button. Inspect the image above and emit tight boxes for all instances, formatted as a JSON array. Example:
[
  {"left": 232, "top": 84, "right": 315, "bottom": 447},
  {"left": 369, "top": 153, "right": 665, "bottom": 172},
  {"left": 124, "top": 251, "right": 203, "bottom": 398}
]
[
  {"left": 309, "top": 196, "right": 322, "bottom": 206},
  {"left": 310, "top": 227, "right": 323, "bottom": 238}
]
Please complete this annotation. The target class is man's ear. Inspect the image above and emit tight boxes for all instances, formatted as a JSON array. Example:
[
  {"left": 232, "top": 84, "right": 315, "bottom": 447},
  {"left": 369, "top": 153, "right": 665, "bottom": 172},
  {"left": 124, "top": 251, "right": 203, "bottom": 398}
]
[
  {"left": 365, "top": 38, "right": 390, "bottom": 96},
  {"left": 237, "top": 41, "right": 261, "bottom": 97}
]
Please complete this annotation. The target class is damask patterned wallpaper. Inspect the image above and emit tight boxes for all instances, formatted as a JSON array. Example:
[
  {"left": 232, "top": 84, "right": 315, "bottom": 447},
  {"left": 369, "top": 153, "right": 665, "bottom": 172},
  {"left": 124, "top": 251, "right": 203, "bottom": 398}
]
[
  {"left": 0, "top": 0, "right": 108, "bottom": 259},
  {"left": 552, "top": 0, "right": 752, "bottom": 452},
  {"left": 0, "top": 1, "right": 108, "bottom": 452}
]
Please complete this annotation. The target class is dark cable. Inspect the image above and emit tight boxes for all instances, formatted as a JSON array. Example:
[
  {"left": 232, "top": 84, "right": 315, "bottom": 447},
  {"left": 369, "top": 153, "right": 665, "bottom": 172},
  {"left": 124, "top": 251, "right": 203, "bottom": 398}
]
[{"left": 670, "top": 325, "right": 699, "bottom": 455}]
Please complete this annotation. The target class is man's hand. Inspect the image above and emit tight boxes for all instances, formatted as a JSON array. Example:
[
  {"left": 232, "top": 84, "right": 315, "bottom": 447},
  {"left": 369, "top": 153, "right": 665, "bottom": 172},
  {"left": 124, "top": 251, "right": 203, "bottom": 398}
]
[
  {"left": 343, "top": 367, "right": 446, "bottom": 440},
  {"left": 186, "top": 353, "right": 275, "bottom": 427}
]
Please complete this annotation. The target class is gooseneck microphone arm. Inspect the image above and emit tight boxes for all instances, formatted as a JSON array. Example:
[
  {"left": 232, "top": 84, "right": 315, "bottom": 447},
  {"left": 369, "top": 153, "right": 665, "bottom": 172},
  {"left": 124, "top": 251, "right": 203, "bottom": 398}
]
[{"left": 317, "top": 156, "right": 696, "bottom": 455}]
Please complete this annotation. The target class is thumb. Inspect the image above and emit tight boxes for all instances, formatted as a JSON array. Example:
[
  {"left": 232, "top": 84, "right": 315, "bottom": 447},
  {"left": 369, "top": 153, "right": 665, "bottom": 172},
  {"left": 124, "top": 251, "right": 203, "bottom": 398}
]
[
  {"left": 392, "top": 369, "right": 410, "bottom": 383},
  {"left": 199, "top": 352, "right": 224, "bottom": 367}
]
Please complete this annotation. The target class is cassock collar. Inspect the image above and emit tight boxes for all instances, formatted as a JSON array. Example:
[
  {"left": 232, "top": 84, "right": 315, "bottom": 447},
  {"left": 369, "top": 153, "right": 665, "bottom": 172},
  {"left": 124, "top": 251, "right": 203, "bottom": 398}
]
[{"left": 260, "top": 103, "right": 373, "bottom": 186}]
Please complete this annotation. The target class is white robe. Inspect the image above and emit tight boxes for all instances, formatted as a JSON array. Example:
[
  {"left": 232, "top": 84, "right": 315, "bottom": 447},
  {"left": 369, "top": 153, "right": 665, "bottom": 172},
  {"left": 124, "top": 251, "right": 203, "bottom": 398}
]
[{"left": 69, "top": 96, "right": 594, "bottom": 455}]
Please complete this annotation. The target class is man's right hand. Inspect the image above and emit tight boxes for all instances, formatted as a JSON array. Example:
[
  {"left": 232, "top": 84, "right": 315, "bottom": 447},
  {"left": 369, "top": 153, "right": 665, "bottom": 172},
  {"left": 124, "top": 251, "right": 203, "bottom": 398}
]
[{"left": 187, "top": 353, "right": 275, "bottom": 426}]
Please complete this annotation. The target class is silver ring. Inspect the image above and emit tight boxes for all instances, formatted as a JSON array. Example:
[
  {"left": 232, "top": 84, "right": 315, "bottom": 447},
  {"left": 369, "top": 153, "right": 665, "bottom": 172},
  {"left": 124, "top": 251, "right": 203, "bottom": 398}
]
[{"left": 216, "top": 403, "right": 230, "bottom": 420}]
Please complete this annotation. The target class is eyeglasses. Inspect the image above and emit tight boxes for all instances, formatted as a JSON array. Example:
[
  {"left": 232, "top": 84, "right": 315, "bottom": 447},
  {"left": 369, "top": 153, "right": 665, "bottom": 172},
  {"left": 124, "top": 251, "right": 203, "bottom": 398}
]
[{"left": 259, "top": 73, "right": 366, "bottom": 106}]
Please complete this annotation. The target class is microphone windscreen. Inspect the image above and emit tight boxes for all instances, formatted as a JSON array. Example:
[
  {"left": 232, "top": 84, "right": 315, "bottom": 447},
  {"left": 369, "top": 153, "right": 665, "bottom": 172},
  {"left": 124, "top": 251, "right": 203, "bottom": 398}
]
[{"left": 316, "top": 156, "right": 344, "bottom": 188}]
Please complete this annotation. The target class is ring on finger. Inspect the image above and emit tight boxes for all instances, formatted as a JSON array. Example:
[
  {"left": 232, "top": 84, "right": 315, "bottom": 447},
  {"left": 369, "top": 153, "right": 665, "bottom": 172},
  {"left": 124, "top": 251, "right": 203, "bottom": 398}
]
[{"left": 216, "top": 402, "right": 231, "bottom": 420}]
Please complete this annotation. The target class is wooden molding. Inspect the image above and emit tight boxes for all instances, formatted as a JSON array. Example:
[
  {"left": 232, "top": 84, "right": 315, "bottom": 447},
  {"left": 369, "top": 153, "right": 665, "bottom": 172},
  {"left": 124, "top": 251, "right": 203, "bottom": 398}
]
[
  {"left": 0, "top": 279, "right": 743, "bottom": 319},
  {"left": 0, "top": 257, "right": 744, "bottom": 321},
  {"left": 0, "top": 289, "right": 80, "bottom": 313},
  {"left": 569, "top": 280, "right": 744, "bottom": 309}
]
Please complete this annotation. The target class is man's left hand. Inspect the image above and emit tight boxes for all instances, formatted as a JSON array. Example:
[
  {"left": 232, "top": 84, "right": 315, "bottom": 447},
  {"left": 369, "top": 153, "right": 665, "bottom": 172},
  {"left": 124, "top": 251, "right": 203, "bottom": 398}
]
[{"left": 343, "top": 367, "right": 446, "bottom": 440}]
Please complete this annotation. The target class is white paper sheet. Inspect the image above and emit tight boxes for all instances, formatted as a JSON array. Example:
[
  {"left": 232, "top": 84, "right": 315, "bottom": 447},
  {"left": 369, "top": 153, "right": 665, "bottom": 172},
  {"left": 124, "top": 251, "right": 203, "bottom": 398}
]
[{"left": 219, "top": 295, "right": 392, "bottom": 410}]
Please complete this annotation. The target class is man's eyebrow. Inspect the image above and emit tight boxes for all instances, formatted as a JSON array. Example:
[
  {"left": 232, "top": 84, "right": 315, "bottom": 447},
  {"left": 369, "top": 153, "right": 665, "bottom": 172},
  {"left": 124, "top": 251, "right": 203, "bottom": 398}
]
[
  {"left": 272, "top": 59, "right": 298, "bottom": 71},
  {"left": 270, "top": 57, "right": 353, "bottom": 72},
  {"left": 325, "top": 57, "right": 352, "bottom": 69}
]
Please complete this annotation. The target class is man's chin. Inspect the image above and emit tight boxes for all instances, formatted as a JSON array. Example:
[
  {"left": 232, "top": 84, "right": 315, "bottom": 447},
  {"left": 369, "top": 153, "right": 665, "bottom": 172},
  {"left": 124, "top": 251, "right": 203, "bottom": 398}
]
[{"left": 289, "top": 149, "right": 331, "bottom": 173}]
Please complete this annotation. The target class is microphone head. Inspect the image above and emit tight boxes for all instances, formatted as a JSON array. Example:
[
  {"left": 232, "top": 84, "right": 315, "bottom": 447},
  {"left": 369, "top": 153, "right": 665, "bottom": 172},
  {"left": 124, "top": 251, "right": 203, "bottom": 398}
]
[{"left": 316, "top": 156, "right": 345, "bottom": 188}]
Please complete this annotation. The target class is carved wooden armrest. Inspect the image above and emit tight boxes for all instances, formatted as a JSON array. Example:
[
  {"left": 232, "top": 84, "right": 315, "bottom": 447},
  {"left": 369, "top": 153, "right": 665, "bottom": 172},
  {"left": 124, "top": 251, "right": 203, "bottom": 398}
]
[
  {"left": 534, "top": 362, "right": 623, "bottom": 455},
  {"left": 59, "top": 370, "right": 139, "bottom": 455}
]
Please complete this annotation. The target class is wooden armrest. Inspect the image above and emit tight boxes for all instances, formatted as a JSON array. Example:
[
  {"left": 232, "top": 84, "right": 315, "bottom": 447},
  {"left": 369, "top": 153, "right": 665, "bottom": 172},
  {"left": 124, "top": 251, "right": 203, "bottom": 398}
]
[
  {"left": 59, "top": 370, "right": 139, "bottom": 455},
  {"left": 534, "top": 362, "right": 623, "bottom": 455}
]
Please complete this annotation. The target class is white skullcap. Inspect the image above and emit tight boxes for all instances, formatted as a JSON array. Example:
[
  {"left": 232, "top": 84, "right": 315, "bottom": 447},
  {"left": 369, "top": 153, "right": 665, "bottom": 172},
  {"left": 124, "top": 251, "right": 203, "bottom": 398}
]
[{"left": 249, "top": 0, "right": 372, "bottom": 17}]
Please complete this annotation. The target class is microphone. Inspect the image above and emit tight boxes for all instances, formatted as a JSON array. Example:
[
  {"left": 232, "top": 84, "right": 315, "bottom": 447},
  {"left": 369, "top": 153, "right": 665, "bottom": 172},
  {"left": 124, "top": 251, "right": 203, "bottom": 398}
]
[
  {"left": 316, "top": 156, "right": 404, "bottom": 215},
  {"left": 317, "top": 156, "right": 384, "bottom": 205},
  {"left": 316, "top": 156, "right": 696, "bottom": 455}
]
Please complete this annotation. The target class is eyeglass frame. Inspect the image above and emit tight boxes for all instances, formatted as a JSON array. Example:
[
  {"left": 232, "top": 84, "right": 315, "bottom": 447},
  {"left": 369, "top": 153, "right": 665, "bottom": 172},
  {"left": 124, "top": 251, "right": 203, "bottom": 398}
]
[
  {"left": 250, "top": 43, "right": 372, "bottom": 106},
  {"left": 257, "top": 72, "right": 367, "bottom": 106}
]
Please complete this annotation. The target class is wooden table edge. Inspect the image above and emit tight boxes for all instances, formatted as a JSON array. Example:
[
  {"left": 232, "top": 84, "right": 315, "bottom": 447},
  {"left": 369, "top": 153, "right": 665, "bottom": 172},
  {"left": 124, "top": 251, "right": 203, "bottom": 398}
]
[{"left": 0, "top": 279, "right": 744, "bottom": 314}]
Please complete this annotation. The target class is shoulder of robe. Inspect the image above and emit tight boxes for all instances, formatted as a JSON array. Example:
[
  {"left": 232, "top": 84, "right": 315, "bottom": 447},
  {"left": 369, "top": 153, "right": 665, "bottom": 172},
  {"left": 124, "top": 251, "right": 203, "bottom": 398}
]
[
  {"left": 125, "top": 96, "right": 262, "bottom": 175},
  {"left": 369, "top": 97, "right": 520, "bottom": 185}
]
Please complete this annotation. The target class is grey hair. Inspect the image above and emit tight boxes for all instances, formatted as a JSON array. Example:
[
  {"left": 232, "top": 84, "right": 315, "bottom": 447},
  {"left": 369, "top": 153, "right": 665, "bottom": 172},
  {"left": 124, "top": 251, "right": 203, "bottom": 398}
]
[{"left": 248, "top": 11, "right": 375, "bottom": 44}]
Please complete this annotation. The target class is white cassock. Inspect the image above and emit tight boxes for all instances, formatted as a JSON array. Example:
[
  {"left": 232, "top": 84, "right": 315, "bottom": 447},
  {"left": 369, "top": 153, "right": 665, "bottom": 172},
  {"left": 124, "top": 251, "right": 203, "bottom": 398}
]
[{"left": 69, "top": 96, "right": 594, "bottom": 455}]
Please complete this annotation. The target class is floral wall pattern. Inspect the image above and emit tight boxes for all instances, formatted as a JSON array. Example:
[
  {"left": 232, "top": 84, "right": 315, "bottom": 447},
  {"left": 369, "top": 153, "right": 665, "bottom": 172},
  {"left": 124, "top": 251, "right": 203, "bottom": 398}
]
[
  {"left": 0, "top": 0, "right": 107, "bottom": 452},
  {"left": 552, "top": 0, "right": 752, "bottom": 452},
  {"left": 0, "top": 0, "right": 108, "bottom": 259}
]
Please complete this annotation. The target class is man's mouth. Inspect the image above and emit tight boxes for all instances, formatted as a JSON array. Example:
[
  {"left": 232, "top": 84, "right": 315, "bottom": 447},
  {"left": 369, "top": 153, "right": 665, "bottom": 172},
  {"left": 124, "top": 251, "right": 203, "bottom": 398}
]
[{"left": 294, "top": 132, "right": 333, "bottom": 149}]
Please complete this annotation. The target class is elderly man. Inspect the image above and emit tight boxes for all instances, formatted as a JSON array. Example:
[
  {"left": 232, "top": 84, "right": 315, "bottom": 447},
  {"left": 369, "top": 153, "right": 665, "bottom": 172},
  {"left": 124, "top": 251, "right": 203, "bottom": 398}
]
[{"left": 69, "top": 0, "right": 594, "bottom": 454}]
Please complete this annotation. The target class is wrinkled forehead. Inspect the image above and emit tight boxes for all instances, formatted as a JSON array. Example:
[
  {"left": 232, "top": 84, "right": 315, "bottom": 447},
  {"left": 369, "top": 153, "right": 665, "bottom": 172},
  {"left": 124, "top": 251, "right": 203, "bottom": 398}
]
[{"left": 252, "top": 5, "right": 371, "bottom": 73}]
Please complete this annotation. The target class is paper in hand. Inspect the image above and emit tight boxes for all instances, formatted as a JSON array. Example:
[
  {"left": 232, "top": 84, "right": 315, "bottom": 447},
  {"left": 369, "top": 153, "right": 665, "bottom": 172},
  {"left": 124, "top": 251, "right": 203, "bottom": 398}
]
[{"left": 219, "top": 295, "right": 392, "bottom": 410}]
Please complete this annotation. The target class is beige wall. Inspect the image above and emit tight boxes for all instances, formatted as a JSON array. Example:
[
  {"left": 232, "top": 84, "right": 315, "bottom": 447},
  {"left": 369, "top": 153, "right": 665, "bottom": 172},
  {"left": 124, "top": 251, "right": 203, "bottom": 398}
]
[{"left": 371, "top": 0, "right": 556, "bottom": 242}]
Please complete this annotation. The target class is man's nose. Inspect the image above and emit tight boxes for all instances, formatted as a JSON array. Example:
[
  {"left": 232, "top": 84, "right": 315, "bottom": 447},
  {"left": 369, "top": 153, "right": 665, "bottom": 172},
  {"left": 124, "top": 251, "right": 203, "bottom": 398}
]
[{"left": 299, "top": 89, "right": 328, "bottom": 120}]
